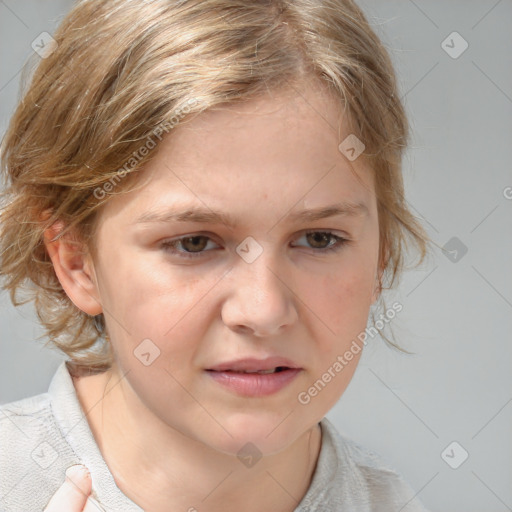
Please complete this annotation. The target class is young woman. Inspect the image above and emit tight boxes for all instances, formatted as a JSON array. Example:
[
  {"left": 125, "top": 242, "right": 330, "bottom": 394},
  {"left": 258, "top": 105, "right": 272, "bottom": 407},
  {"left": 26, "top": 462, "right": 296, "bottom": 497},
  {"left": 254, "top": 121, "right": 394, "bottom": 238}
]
[{"left": 0, "top": 1, "right": 431, "bottom": 510}]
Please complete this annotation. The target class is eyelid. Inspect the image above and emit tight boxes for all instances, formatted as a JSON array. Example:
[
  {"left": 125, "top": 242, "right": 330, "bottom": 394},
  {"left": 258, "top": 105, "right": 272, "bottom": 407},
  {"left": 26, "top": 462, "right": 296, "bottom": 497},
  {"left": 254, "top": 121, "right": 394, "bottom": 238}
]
[{"left": 160, "top": 230, "right": 351, "bottom": 260}]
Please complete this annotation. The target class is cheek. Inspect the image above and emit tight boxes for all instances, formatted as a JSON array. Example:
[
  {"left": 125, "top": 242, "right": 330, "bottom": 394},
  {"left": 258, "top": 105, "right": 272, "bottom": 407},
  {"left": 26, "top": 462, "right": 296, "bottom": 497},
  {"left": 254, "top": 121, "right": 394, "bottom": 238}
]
[
  {"left": 302, "top": 262, "right": 375, "bottom": 341},
  {"left": 99, "top": 251, "right": 216, "bottom": 331},
  {"left": 100, "top": 258, "right": 228, "bottom": 382}
]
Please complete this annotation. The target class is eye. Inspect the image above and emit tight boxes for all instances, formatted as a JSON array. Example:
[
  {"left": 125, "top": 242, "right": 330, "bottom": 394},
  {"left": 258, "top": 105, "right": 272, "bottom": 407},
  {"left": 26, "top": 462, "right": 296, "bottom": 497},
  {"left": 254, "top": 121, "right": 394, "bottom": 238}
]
[
  {"left": 292, "top": 231, "right": 350, "bottom": 253},
  {"left": 161, "top": 234, "right": 220, "bottom": 259},
  {"left": 161, "top": 230, "right": 350, "bottom": 260}
]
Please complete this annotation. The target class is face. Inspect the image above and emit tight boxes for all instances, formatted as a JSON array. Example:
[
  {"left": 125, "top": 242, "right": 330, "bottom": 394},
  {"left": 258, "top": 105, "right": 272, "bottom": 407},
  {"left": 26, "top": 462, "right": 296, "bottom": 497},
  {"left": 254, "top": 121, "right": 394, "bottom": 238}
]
[{"left": 77, "top": 83, "right": 380, "bottom": 456}]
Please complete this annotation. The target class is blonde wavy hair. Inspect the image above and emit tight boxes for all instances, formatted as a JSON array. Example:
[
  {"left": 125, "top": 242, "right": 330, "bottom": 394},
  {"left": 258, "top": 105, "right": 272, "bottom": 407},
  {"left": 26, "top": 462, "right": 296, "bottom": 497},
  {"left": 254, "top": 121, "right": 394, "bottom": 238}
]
[{"left": 0, "top": 0, "right": 432, "bottom": 370}]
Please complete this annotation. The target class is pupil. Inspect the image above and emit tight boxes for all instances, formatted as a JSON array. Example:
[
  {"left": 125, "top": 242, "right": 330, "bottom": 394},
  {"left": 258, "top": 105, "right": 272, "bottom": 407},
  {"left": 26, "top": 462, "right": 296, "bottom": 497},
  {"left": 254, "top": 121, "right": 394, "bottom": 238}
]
[
  {"left": 183, "top": 236, "right": 207, "bottom": 252},
  {"left": 308, "top": 232, "right": 329, "bottom": 248}
]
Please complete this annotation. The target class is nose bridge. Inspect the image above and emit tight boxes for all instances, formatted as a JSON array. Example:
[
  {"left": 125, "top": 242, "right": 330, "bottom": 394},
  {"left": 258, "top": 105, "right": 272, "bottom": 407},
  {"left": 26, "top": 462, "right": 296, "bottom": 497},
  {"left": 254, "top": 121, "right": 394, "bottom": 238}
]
[
  {"left": 235, "top": 241, "right": 287, "bottom": 303},
  {"left": 222, "top": 241, "right": 297, "bottom": 335}
]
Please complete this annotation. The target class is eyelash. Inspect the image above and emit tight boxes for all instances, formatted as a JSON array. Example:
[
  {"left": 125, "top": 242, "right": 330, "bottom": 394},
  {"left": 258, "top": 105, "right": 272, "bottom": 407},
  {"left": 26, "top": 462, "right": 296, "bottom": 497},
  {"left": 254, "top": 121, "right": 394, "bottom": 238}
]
[{"left": 160, "top": 231, "right": 350, "bottom": 260}]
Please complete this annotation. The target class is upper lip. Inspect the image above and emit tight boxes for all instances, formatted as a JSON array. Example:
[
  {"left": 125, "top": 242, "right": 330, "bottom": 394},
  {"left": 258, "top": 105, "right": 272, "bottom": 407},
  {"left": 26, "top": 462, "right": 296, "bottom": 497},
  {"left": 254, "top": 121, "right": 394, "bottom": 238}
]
[{"left": 206, "top": 356, "right": 301, "bottom": 372}]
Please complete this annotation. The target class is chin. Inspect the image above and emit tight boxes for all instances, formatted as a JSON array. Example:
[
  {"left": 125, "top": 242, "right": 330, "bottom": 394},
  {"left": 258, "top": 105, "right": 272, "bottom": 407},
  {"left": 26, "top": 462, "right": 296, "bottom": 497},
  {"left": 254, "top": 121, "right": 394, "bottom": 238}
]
[{"left": 203, "top": 411, "right": 310, "bottom": 457}]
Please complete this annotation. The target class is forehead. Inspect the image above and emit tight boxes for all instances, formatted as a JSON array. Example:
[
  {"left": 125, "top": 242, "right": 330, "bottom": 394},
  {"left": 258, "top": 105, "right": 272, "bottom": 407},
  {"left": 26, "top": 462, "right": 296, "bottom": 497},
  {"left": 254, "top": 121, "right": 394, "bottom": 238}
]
[{"left": 99, "top": 83, "right": 375, "bottom": 226}]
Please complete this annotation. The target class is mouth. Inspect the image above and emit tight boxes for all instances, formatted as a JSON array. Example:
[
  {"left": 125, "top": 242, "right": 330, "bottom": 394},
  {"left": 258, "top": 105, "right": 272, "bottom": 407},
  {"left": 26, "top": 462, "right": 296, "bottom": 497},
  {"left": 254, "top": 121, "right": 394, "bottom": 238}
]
[
  {"left": 206, "top": 356, "right": 301, "bottom": 374},
  {"left": 206, "top": 366, "right": 292, "bottom": 375},
  {"left": 205, "top": 358, "right": 302, "bottom": 397}
]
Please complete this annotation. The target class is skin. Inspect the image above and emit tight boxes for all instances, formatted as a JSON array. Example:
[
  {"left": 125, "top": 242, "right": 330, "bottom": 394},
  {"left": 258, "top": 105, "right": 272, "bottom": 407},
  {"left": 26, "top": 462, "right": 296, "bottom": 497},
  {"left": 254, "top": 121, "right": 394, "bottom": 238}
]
[
  {"left": 44, "top": 80, "right": 382, "bottom": 512},
  {"left": 43, "top": 465, "right": 94, "bottom": 512}
]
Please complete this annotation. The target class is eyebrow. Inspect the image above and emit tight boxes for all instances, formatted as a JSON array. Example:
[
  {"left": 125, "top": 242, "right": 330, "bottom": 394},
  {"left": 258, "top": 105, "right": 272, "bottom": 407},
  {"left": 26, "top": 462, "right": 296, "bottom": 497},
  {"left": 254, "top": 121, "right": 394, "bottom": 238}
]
[{"left": 134, "top": 200, "right": 369, "bottom": 228}]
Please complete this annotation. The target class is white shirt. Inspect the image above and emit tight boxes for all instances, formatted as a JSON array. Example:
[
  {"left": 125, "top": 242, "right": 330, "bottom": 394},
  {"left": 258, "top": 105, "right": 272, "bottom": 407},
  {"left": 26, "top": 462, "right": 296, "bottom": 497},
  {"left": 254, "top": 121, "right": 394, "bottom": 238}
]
[{"left": 0, "top": 361, "right": 429, "bottom": 511}]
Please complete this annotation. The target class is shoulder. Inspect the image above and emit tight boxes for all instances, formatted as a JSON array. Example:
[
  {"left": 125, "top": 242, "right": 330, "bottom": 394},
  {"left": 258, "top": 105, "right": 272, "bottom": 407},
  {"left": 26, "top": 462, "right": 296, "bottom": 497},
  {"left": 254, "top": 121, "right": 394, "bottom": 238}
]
[
  {"left": 1, "top": 390, "right": 52, "bottom": 423},
  {"left": 0, "top": 370, "right": 80, "bottom": 511},
  {"left": 0, "top": 391, "right": 57, "bottom": 470},
  {"left": 298, "top": 418, "right": 429, "bottom": 512}
]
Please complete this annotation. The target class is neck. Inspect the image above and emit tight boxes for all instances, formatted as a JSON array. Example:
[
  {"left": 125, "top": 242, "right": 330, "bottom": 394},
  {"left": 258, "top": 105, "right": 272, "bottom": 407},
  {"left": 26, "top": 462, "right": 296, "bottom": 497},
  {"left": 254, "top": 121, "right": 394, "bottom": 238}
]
[{"left": 72, "top": 365, "right": 322, "bottom": 512}]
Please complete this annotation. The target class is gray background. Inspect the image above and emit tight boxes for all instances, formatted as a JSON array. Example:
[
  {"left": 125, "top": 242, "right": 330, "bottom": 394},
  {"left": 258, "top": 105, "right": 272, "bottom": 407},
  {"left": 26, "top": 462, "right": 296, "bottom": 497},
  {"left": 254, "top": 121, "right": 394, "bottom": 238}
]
[{"left": 1, "top": 1, "right": 511, "bottom": 511}]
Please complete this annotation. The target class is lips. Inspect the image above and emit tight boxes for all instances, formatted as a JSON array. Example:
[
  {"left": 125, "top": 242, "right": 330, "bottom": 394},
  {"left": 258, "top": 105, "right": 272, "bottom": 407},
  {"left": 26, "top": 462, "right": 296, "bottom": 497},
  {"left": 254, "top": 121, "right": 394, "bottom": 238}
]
[
  {"left": 206, "top": 356, "right": 301, "bottom": 373},
  {"left": 209, "top": 367, "right": 289, "bottom": 376},
  {"left": 206, "top": 368, "right": 302, "bottom": 397}
]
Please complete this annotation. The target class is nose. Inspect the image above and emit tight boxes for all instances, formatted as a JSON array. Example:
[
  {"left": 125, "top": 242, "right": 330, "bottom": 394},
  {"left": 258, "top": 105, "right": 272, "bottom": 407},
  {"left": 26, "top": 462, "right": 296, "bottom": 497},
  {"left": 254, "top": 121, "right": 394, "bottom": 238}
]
[{"left": 221, "top": 252, "right": 298, "bottom": 337}]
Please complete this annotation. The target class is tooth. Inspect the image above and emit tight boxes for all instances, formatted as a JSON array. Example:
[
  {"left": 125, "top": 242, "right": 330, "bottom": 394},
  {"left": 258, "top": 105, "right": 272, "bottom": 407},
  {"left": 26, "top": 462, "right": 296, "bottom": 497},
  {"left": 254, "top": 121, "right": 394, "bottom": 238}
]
[{"left": 238, "top": 369, "right": 277, "bottom": 374}]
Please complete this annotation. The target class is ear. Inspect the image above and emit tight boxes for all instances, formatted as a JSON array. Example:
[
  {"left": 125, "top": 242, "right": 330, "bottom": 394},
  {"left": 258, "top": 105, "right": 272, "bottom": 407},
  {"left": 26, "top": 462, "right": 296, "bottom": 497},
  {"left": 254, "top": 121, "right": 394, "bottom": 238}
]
[
  {"left": 371, "top": 277, "right": 382, "bottom": 305},
  {"left": 370, "top": 265, "right": 384, "bottom": 305},
  {"left": 43, "top": 220, "right": 103, "bottom": 316},
  {"left": 371, "top": 235, "right": 388, "bottom": 305}
]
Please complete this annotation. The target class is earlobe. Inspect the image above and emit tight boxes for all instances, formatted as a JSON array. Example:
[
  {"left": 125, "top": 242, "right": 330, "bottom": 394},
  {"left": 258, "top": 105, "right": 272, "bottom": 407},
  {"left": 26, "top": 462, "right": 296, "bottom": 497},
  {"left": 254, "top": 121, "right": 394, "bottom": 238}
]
[
  {"left": 371, "top": 283, "right": 381, "bottom": 305},
  {"left": 43, "top": 221, "right": 103, "bottom": 316},
  {"left": 371, "top": 268, "right": 383, "bottom": 305}
]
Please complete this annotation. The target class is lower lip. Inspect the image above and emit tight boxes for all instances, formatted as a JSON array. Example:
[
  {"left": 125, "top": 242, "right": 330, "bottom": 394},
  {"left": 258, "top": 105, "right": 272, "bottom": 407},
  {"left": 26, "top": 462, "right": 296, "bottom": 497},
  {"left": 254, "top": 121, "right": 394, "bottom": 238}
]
[{"left": 206, "top": 368, "right": 302, "bottom": 397}]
